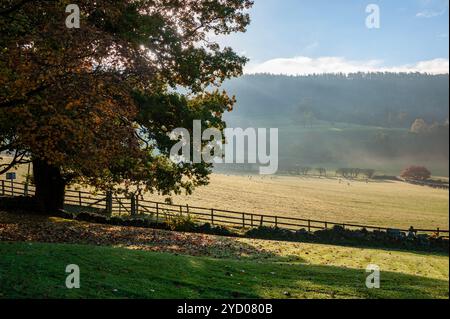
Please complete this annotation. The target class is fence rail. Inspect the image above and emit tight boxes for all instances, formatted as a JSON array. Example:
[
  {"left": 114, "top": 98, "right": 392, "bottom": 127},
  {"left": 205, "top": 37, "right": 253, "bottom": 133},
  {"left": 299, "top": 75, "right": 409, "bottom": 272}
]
[{"left": 1, "top": 179, "right": 448, "bottom": 237}]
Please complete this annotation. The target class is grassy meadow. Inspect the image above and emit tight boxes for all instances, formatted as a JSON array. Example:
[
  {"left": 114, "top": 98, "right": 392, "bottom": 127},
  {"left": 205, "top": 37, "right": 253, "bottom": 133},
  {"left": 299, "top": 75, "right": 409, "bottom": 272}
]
[
  {"left": 1, "top": 157, "right": 449, "bottom": 230},
  {"left": 0, "top": 207, "right": 447, "bottom": 299},
  {"left": 144, "top": 174, "right": 449, "bottom": 230},
  {"left": 1, "top": 159, "right": 449, "bottom": 299},
  {"left": 0, "top": 238, "right": 448, "bottom": 299}
]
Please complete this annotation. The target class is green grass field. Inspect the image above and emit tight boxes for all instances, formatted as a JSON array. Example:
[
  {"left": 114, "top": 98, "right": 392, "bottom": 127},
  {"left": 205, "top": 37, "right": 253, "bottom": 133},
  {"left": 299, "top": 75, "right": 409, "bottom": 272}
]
[
  {"left": 1, "top": 152, "right": 449, "bottom": 299},
  {"left": 0, "top": 241, "right": 448, "bottom": 299},
  {"left": 0, "top": 211, "right": 448, "bottom": 299}
]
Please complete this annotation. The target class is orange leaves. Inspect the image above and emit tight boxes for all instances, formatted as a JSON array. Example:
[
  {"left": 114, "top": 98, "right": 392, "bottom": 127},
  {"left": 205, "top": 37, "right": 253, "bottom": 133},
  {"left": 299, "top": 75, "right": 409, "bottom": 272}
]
[
  {"left": 64, "top": 99, "right": 82, "bottom": 111},
  {"left": 0, "top": 211, "right": 251, "bottom": 259},
  {"left": 1, "top": 0, "right": 251, "bottom": 197}
]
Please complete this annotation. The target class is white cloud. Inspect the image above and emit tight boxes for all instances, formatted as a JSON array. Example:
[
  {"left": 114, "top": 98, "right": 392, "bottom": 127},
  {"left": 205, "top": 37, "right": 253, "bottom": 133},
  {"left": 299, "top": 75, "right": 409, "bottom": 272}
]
[
  {"left": 416, "top": 0, "right": 448, "bottom": 18},
  {"left": 416, "top": 9, "right": 446, "bottom": 17},
  {"left": 244, "top": 56, "right": 449, "bottom": 75}
]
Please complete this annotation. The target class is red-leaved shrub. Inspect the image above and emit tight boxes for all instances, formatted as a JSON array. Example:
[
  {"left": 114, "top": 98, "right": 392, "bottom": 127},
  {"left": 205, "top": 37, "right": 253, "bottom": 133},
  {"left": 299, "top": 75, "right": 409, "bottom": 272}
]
[{"left": 401, "top": 166, "right": 431, "bottom": 180}]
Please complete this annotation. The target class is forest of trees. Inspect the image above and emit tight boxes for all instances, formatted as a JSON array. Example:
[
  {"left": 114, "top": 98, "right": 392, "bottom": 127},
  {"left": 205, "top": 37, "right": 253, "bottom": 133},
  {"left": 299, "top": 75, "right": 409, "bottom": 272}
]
[{"left": 222, "top": 73, "right": 449, "bottom": 128}]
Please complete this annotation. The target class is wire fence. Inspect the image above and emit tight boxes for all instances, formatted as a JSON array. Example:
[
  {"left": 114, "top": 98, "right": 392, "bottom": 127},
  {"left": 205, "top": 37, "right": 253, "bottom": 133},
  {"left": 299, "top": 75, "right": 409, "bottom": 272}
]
[{"left": 1, "top": 179, "right": 448, "bottom": 237}]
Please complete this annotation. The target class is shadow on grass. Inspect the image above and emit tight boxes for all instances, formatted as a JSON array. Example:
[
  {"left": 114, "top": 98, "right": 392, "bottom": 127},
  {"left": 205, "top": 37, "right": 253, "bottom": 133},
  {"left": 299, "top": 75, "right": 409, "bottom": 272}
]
[
  {"left": 0, "top": 210, "right": 447, "bottom": 261},
  {"left": 0, "top": 242, "right": 448, "bottom": 299},
  {"left": 0, "top": 211, "right": 303, "bottom": 262}
]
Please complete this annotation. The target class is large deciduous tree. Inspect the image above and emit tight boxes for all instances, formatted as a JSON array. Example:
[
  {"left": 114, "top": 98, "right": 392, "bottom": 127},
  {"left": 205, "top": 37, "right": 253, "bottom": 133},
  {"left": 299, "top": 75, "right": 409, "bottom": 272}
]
[{"left": 0, "top": 0, "right": 253, "bottom": 211}]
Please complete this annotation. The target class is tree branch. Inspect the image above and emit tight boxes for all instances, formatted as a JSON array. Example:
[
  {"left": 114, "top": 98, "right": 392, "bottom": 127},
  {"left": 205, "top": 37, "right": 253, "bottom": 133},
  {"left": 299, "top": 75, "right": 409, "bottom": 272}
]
[{"left": 0, "top": 149, "right": 30, "bottom": 175}]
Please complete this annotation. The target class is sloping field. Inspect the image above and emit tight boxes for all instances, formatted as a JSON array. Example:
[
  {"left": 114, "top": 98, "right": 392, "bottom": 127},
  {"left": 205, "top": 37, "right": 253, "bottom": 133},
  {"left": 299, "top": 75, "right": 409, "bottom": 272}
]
[
  {"left": 1, "top": 242, "right": 448, "bottom": 299},
  {"left": 0, "top": 211, "right": 448, "bottom": 299},
  {"left": 1, "top": 157, "right": 448, "bottom": 230},
  {"left": 144, "top": 174, "right": 449, "bottom": 230}
]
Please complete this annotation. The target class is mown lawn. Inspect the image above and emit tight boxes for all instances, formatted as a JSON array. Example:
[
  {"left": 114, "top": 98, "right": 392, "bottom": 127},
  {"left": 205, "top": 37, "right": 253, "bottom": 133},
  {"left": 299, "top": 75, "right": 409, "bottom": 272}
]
[{"left": 0, "top": 241, "right": 448, "bottom": 299}]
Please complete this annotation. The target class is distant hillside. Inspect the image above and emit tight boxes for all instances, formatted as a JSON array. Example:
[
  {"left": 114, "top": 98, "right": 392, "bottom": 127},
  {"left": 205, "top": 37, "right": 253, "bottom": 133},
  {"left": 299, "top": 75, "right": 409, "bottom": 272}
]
[
  {"left": 222, "top": 73, "right": 449, "bottom": 128},
  {"left": 217, "top": 73, "right": 449, "bottom": 176}
]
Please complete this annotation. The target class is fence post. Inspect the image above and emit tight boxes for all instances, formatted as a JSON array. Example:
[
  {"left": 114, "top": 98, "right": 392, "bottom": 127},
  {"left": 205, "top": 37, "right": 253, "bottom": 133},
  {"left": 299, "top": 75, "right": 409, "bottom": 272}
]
[
  {"left": 211, "top": 208, "right": 214, "bottom": 225},
  {"left": 136, "top": 196, "right": 139, "bottom": 215},
  {"left": 156, "top": 202, "right": 159, "bottom": 223},
  {"left": 179, "top": 205, "right": 183, "bottom": 216},
  {"left": 260, "top": 215, "right": 264, "bottom": 227},
  {"left": 105, "top": 191, "right": 113, "bottom": 216},
  {"left": 130, "top": 196, "right": 136, "bottom": 216},
  {"left": 437, "top": 228, "right": 440, "bottom": 237},
  {"left": 186, "top": 204, "right": 189, "bottom": 217},
  {"left": 24, "top": 182, "right": 28, "bottom": 196},
  {"left": 325, "top": 222, "right": 328, "bottom": 230},
  {"left": 251, "top": 214, "right": 254, "bottom": 227},
  {"left": 242, "top": 213, "right": 245, "bottom": 228},
  {"left": 11, "top": 180, "right": 14, "bottom": 196},
  {"left": 308, "top": 220, "right": 311, "bottom": 232},
  {"left": 275, "top": 216, "right": 278, "bottom": 228},
  {"left": 1, "top": 180, "right": 4, "bottom": 196},
  {"left": 78, "top": 191, "right": 82, "bottom": 206}
]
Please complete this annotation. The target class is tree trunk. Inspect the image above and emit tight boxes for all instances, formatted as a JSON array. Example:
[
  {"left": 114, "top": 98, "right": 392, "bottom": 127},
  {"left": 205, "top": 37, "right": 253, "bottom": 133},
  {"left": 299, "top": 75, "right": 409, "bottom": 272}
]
[{"left": 32, "top": 159, "right": 66, "bottom": 212}]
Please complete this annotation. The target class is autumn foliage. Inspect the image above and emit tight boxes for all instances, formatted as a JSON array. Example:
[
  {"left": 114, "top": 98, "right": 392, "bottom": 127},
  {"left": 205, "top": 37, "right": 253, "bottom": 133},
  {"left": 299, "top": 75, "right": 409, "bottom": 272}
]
[
  {"left": 0, "top": 0, "right": 253, "bottom": 211},
  {"left": 400, "top": 166, "right": 431, "bottom": 181}
]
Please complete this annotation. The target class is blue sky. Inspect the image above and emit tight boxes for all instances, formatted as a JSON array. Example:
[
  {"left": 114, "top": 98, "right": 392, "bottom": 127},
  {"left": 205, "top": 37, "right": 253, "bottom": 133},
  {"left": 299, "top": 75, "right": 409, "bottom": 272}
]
[{"left": 215, "top": 0, "right": 449, "bottom": 74}]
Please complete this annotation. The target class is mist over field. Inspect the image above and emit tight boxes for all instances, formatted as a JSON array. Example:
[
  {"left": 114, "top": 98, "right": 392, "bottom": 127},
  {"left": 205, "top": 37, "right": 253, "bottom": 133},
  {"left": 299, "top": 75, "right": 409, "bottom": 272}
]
[{"left": 218, "top": 73, "right": 450, "bottom": 176}]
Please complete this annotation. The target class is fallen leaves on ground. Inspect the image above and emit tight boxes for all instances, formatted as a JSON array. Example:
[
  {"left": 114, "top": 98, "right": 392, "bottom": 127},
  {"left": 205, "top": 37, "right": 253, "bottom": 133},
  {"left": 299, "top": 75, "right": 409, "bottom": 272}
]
[{"left": 0, "top": 211, "right": 277, "bottom": 259}]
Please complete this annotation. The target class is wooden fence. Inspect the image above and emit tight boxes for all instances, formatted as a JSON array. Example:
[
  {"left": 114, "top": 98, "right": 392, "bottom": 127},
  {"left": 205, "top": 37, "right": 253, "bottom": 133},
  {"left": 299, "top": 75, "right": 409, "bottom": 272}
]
[{"left": 1, "top": 179, "right": 448, "bottom": 237}]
